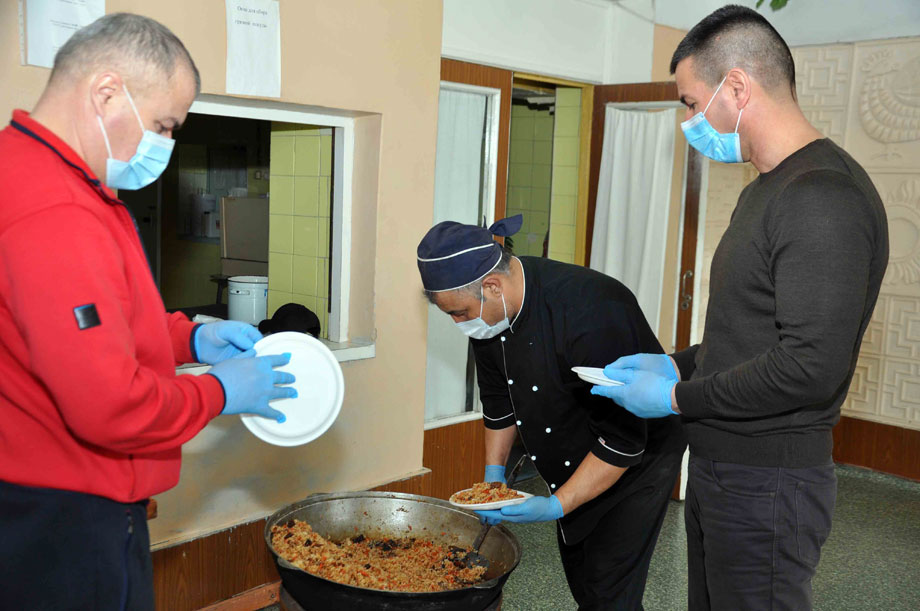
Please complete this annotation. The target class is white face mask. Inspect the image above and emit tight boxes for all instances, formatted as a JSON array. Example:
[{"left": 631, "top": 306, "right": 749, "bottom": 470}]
[{"left": 455, "top": 288, "right": 510, "bottom": 340}]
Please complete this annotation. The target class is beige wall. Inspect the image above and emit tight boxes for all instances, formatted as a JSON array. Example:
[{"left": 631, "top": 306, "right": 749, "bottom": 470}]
[
  {"left": 0, "top": 0, "right": 443, "bottom": 545},
  {"left": 652, "top": 24, "right": 686, "bottom": 82}
]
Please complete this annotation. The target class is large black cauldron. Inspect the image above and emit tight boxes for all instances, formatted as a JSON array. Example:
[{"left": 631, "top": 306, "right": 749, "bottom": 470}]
[{"left": 264, "top": 491, "right": 523, "bottom": 610}]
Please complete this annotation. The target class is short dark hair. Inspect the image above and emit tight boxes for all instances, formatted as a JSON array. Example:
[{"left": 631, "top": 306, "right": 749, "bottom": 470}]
[
  {"left": 669, "top": 4, "right": 795, "bottom": 99},
  {"left": 52, "top": 13, "right": 200, "bottom": 95}
]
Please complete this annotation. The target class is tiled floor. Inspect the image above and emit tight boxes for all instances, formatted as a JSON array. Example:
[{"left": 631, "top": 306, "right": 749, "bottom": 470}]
[
  {"left": 264, "top": 464, "right": 919, "bottom": 610},
  {"left": 499, "top": 465, "right": 920, "bottom": 610}
]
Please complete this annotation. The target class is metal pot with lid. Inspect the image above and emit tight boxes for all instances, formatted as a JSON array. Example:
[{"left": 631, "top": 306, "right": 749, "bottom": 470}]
[{"left": 264, "top": 491, "right": 523, "bottom": 611}]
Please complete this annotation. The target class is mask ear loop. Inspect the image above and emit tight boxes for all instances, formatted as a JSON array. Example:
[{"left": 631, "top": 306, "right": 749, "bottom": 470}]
[
  {"left": 734, "top": 107, "right": 744, "bottom": 134},
  {"left": 122, "top": 85, "right": 146, "bottom": 133},
  {"left": 702, "top": 75, "right": 729, "bottom": 116},
  {"left": 96, "top": 116, "right": 114, "bottom": 158}
]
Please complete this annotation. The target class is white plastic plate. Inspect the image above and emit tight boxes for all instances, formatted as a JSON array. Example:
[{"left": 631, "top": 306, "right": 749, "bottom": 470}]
[
  {"left": 448, "top": 489, "right": 533, "bottom": 510},
  {"left": 240, "top": 332, "right": 344, "bottom": 446},
  {"left": 571, "top": 366, "right": 625, "bottom": 387}
]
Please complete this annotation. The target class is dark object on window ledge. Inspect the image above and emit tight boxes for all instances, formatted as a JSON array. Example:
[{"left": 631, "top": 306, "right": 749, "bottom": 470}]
[{"left": 258, "top": 303, "right": 321, "bottom": 338}]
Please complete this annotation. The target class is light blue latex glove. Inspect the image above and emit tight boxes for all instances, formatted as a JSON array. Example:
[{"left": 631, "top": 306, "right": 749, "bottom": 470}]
[
  {"left": 484, "top": 465, "right": 506, "bottom": 485},
  {"left": 208, "top": 352, "right": 297, "bottom": 422},
  {"left": 475, "top": 495, "right": 564, "bottom": 525},
  {"left": 606, "top": 353, "right": 679, "bottom": 382},
  {"left": 590, "top": 367, "right": 678, "bottom": 419},
  {"left": 194, "top": 321, "right": 262, "bottom": 365}
]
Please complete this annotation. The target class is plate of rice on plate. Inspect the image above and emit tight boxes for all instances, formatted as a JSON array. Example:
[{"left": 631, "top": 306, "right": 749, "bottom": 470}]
[{"left": 448, "top": 482, "right": 533, "bottom": 510}]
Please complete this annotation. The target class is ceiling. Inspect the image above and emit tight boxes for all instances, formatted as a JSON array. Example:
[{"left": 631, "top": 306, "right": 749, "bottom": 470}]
[{"left": 617, "top": 0, "right": 920, "bottom": 47}]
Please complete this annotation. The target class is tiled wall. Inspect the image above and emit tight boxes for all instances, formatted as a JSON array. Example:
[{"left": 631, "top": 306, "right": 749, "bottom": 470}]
[
  {"left": 695, "top": 36, "right": 920, "bottom": 431},
  {"left": 506, "top": 104, "right": 553, "bottom": 257},
  {"left": 268, "top": 123, "right": 333, "bottom": 338},
  {"left": 547, "top": 87, "right": 582, "bottom": 263}
]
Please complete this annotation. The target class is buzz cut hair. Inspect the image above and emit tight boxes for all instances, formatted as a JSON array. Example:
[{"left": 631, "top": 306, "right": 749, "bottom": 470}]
[
  {"left": 669, "top": 4, "right": 796, "bottom": 100},
  {"left": 51, "top": 13, "right": 200, "bottom": 95}
]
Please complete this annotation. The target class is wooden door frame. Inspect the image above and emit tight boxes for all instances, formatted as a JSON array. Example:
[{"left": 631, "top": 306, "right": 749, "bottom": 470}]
[
  {"left": 587, "top": 82, "right": 701, "bottom": 353},
  {"left": 511, "top": 72, "right": 595, "bottom": 265}
]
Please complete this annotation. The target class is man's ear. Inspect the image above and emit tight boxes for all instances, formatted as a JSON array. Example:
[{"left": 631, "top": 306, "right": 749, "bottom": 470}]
[
  {"left": 481, "top": 275, "right": 503, "bottom": 297},
  {"left": 725, "top": 67, "right": 752, "bottom": 111},
  {"left": 89, "top": 72, "right": 124, "bottom": 118}
]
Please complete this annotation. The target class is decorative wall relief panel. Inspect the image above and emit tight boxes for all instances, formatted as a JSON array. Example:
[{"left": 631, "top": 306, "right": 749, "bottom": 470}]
[
  {"left": 845, "top": 39, "right": 920, "bottom": 171},
  {"left": 845, "top": 353, "right": 882, "bottom": 417},
  {"left": 795, "top": 39, "right": 920, "bottom": 431},
  {"left": 883, "top": 178, "right": 920, "bottom": 287},
  {"left": 792, "top": 45, "right": 852, "bottom": 143},
  {"left": 792, "top": 45, "right": 854, "bottom": 107},
  {"left": 887, "top": 296, "right": 920, "bottom": 361},
  {"left": 801, "top": 108, "right": 848, "bottom": 143}
]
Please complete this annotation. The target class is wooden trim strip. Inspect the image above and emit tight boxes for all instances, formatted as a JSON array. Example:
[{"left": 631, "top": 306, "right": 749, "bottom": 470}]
[
  {"left": 422, "top": 418, "right": 486, "bottom": 500},
  {"left": 575, "top": 85, "right": 594, "bottom": 266},
  {"left": 512, "top": 71, "right": 591, "bottom": 89},
  {"left": 199, "top": 582, "right": 280, "bottom": 611},
  {"left": 833, "top": 415, "right": 920, "bottom": 481}
]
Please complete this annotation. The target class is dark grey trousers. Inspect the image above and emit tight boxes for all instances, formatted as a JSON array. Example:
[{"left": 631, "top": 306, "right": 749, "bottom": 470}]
[{"left": 685, "top": 456, "right": 837, "bottom": 611}]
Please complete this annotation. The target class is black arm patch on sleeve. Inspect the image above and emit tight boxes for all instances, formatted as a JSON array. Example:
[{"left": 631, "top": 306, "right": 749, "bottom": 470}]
[{"left": 73, "top": 304, "right": 101, "bottom": 330}]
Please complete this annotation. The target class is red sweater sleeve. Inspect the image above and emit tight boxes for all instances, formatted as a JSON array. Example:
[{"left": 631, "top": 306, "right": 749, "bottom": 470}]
[
  {"left": 168, "top": 311, "right": 200, "bottom": 365},
  {"left": 1, "top": 205, "right": 224, "bottom": 454}
]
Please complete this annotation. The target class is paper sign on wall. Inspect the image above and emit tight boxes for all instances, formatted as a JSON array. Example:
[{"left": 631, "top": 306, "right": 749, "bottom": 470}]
[
  {"left": 20, "top": 0, "right": 105, "bottom": 68},
  {"left": 225, "top": 0, "right": 281, "bottom": 98}
]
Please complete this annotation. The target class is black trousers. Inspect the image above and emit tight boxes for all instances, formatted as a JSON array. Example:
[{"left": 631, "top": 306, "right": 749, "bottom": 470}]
[
  {"left": 0, "top": 481, "right": 154, "bottom": 611},
  {"left": 556, "top": 449, "right": 682, "bottom": 611},
  {"left": 685, "top": 456, "right": 837, "bottom": 611}
]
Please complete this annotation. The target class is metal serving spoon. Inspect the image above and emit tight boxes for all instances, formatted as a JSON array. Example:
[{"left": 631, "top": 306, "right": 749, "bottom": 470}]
[{"left": 452, "top": 454, "right": 529, "bottom": 570}]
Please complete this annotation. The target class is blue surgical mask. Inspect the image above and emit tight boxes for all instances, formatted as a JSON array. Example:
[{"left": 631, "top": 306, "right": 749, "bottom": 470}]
[
  {"left": 680, "top": 76, "right": 744, "bottom": 164},
  {"left": 96, "top": 85, "right": 175, "bottom": 190},
  {"left": 455, "top": 288, "right": 510, "bottom": 340}
]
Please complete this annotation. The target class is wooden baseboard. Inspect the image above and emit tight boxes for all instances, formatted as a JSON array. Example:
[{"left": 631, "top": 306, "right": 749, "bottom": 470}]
[
  {"left": 151, "top": 470, "right": 432, "bottom": 611},
  {"left": 199, "top": 582, "right": 280, "bottom": 611},
  {"left": 833, "top": 415, "right": 920, "bottom": 481},
  {"left": 422, "top": 418, "right": 486, "bottom": 500}
]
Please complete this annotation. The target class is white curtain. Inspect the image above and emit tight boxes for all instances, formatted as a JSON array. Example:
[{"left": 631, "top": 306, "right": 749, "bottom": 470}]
[
  {"left": 424, "top": 89, "right": 488, "bottom": 422},
  {"left": 590, "top": 106, "right": 676, "bottom": 332}
]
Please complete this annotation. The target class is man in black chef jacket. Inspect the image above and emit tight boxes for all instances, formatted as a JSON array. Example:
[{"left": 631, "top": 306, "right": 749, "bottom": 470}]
[{"left": 417, "top": 215, "right": 687, "bottom": 609}]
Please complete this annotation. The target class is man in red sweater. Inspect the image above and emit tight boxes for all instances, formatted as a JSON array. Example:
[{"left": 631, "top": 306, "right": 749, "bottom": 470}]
[{"left": 0, "top": 14, "right": 295, "bottom": 610}]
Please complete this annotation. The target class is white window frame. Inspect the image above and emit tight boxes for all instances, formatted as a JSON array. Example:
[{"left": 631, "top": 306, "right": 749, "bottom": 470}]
[
  {"left": 186, "top": 94, "right": 372, "bottom": 361},
  {"left": 423, "top": 81, "right": 502, "bottom": 429}
]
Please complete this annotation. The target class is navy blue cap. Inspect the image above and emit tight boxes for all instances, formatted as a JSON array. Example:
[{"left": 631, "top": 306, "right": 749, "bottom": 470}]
[{"left": 417, "top": 215, "right": 523, "bottom": 292}]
